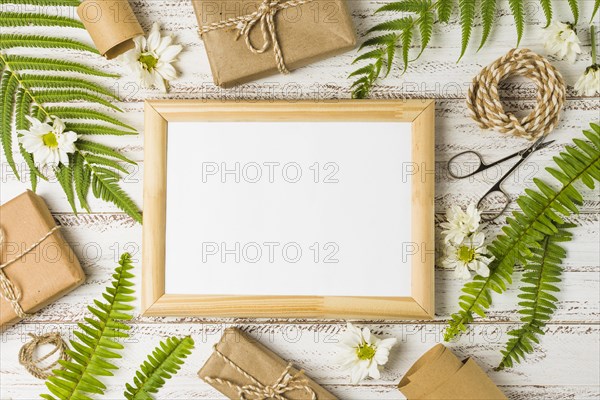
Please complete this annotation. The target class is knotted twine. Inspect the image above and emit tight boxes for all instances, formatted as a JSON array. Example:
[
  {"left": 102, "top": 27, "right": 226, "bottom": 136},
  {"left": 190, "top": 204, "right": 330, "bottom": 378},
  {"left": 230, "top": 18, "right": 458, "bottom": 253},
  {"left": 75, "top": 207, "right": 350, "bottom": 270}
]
[
  {"left": 198, "top": 0, "right": 315, "bottom": 75},
  {"left": 0, "top": 225, "right": 60, "bottom": 318},
  {"left": 467, "top": 48, "right": 566, "bottom": 141},
  {"left": 204, "top": 346, "right": 318, "bottom": 400},
  {"left": 18, "top": 332, "right": 70, "bottom": 380}
]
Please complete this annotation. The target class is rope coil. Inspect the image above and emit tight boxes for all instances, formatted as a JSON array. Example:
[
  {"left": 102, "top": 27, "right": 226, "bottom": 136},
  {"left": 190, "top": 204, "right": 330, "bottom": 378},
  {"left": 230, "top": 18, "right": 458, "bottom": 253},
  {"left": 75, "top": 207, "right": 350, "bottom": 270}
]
[
  {"left": 18, "top": 332, "right": 69, "bottom": 380},
  {"left": 467, "top": 48, "right": 566, "bottom": 140}
]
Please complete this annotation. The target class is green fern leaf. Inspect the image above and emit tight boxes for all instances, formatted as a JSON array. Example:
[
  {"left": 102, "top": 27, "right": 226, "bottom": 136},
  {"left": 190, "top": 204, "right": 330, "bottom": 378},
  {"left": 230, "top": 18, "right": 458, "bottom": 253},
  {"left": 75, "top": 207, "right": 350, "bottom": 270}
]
[
  {"left": 77, "top": 139, "right": 135, "bottom": 164},
  {"left": 0, "top": 35, "right": 99, "bottom": 54},
  {"left": 353, "top": 48, "right": 386, "bottom": 63},
  {"left": 22, "top": 75, "right": 119, "bottom": 100},
  {"left": 89, "top": 164, "right": 142, "bottom": 223},
  {"left": 400, "top": 24, "right": 414, "bottom": 70},
  {"left": 73, "top": 152, "right": 91, "bottom": 212},
  {"left": 1, "top": 70, "right": 19, "bottom": 179},
  {"left": 416, "top": 10, "right": 434, "bottom": 58},
  {"left": 508, "top": 0, "right": 525, "bottom": 46},
  {"left": 538, "top": 0, "right": 553, "bottom": 27},
  {"left": 592, "top": 0, "right": 600, "bottom": 22},
  {"left": 376, "top": 0, "right": 431, "bottom": 13},
  {"left": 0, "top": 12, "right": 84, "bottom": 28},
  {"left": 44, "top": 107, "right": 137, "bottom": 131},
  {"left": 437, "top": 0, "right": 453, "bottom": 23},
  {"left": 445, "top": 124, "right": 600, "bottom": 342},
  {"left": 4, "top": 55, "right": 118, "bottom": 78},
  {"left": 55, "top": 162, "right": 77, "bottom": 213},
  {"left": 479, "top": 0, "right": 497, "bottom": 50},
  {"left": 497, "top": 226, "right": 572, "bottom": 370},
  {"left": 367, "top": 18, "right": 413, "bottom": 34},
  {"left": 43, "top": 253, "right": 135, "bottom": 400},
  {"left": 567, "top": 0, "right": 579, "bottom": 23},
  {"left": 66, "top": 123, "right": 137, "bottom": 136},
  {"left": 16, "top": 89, "right": 46, "bottom": 190},
  {"left": 31, "top": 89, "right": 122, "bottom": 111},
  {"left": 458, "top": 0, "right": 476, "bottom": 61},
  {"left": 123, "top": 337, "right": 194, "bottom": 400}
]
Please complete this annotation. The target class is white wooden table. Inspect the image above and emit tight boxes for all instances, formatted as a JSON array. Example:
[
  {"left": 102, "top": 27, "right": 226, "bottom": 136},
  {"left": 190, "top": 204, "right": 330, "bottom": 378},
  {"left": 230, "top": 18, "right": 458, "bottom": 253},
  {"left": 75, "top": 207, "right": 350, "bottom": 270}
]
[{"left": 1, "top": 1, "right": 599, "bottom": 398}]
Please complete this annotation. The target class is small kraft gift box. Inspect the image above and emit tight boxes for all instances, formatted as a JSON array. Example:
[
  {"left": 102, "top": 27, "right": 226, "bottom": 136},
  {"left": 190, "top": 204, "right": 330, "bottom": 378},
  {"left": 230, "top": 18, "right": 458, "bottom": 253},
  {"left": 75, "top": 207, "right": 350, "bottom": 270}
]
[
  {"left": 199, "top": 327, "right": 337, "bottom": 399},
  {"left": 192, "top": 0, "right": 357, "bottom": 87},
  {"left": 0, "top": 191, "right": 85, "bottom": 330}
]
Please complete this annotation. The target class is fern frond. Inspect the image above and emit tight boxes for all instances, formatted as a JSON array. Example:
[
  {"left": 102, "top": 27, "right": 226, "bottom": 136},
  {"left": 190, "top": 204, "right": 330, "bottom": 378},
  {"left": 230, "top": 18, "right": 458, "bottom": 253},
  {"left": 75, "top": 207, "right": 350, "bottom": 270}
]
[
  {"left": 479, "top": 0, "right": 497, "bottom": 50},
  {"left": 416, "top": 10, "right": 434, "bottom": 57},
  {"left": 592, "top": 0, "right": 600, "bottom": 22},
  {"left": 567, "top": 0, "right": 579, "bottom": 23},
  {"left": 4, "top": 55, "right": 118, "bottom": 78},
  {"left": 55, "top": 162, "right": 77, "bottom": 213},
  {"left": 497, "top": 226, "right": 572, "bottom": 370},
  {"left": 88, "top": 163, "right": 143, "bottom": 223},
  {"left": 44, "top": 107, "right": 136, "bottom": 131},
  {"left": 436, "top": 0, "right": 453, "bottom": 22},
  {"left": 73, "top": 152, "right": 91, "bottom": 212},
  {"left": 1, "top": 70, "right": 19, "bottom": 179},
  {"left": 0, "top": 35, "right": 98, "bottom": 54},
  {"left": 508, "top": 0, "right": 525, "bottom": 46},
  {"left": 538, "top": 0, "right": 553, "bottom": 27},
  {"left": 66, "top": 123, "right": 137, "bottom": 136},
  {"left": 22, "top": 75, "right": 119, "bottom": 100},
  {"left": 445, "top": 124, "right": 600, "bottom": 341},
  {"left": 42, "top": 253, "right": 136, "bottom": 400},
  {"left": 16, "top": 89, "right": 47, "bottom": 190},
  {"left": 124, "top": 337, "right": 194, "bottom": 400},
  {"left": 458, "top": 0, "right": 476, "bottom": 61},
  {"left": 0, "top": 12, "right": 84, "bottom": 28},
  {"left": 376, "top": 0, "right": 431, "bottom": 13},
  {"left": 77, "top": 139, "right": 135, "bottom": 163},
  {"left": 31, "top": 89, "right": 121, "bottom": 111}
]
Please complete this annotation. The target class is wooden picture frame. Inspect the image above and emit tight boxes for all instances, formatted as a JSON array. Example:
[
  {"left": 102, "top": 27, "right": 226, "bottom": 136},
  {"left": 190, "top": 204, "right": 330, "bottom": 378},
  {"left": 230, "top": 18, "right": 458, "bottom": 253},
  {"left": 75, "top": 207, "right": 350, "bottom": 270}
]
[{"left": 142, "top": 100, "right": 435, "bottom": 319}]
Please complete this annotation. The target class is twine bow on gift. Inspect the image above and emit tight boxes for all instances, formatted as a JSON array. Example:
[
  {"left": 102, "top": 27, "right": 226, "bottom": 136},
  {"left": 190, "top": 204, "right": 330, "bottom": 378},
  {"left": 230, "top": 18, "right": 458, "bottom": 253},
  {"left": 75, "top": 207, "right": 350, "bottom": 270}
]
[
  {"left": 0, "top": 225, "right": 60, "bottom": 318},
  {"left": 199, "top": 0, "right": 315, "bottom": 75},
  {"left": 204, "top": 346, "right": 318, "bottom": 400}
]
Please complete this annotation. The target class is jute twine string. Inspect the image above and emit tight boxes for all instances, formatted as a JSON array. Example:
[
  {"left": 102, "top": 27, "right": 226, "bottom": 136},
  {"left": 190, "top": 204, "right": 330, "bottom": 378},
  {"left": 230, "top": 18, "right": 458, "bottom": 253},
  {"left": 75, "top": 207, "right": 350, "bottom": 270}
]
[
  {"left": 204, "top": 346, "right": 318, "bottom": 400},
  {"left": 199, "top": 0, "right": 315, "bottom": 74},
  {"left": 467, "top": 48, "right": 566, "bottom": 140},
  {"left": 0, "top": 225, "right": 60, "bottom": 318},
  {"left": 18, "top": 332, "right": 69, "bottom": 380}
]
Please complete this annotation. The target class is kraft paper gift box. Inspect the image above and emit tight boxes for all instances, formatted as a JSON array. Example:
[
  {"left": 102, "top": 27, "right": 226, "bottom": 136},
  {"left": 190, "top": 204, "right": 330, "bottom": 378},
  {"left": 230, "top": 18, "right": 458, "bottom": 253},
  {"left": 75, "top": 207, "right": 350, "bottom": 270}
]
[
  {"left": 199, "top": 328, "right": 337, "bottom": 399},
  {"left": 192, "top": 0, "right": 357, "bottom": 87},
  {"left": 0, "top": 191, "right": 85, "bottom": 330},
  {"left": 398, "top": 344, "right": 508, "bottom": 400}
]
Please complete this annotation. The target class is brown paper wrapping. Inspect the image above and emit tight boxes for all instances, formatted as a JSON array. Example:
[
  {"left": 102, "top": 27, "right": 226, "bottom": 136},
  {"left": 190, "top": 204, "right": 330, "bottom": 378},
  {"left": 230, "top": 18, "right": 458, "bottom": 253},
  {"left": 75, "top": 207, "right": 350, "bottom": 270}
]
[
  {"left": 77, "top": 0, "right": 144, "bottom": 59},
  {"left": 398, "top": 344, "right": 508, "bottom": 400},
  {"left": 199, "top": 328, "right": 337, "bottom": 400},
  {"left": 192, "top": 0, "right": 357, "bottom": 87},
  {"left": 0, "top": 191, "right": 85, "bottom": 330}
]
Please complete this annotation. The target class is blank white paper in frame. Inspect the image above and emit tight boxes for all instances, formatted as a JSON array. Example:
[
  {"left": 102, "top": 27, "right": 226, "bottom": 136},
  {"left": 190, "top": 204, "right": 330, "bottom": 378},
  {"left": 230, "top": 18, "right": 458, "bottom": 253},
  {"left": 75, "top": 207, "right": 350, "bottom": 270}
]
[{"left": 164, "top": 121, "right": 413, "bottom": 297}]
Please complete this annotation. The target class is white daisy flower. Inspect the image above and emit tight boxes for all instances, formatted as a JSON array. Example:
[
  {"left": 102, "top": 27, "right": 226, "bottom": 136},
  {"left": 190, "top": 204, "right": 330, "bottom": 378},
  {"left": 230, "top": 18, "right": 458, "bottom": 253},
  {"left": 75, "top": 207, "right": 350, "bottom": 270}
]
[
  {"left": 118, "top": 22, "right": 183, "bottom": 92},
  {"left": 440, "top": 202, "right": 481, "bottom": 245},
  {"left": 336, "top": 322, "right": 397, "bottom": 384},
  {"left": 575, "top": 65, "right": 600, "bottom": 96},
  {"left": 544, "top": 21, "right": 582, "bottom": 63},
  {"left": 442, "top": 232, "right": 494, "bottom": 279},
  {"left": 18, "top": 116, "right": 78, "bottom": 167}
]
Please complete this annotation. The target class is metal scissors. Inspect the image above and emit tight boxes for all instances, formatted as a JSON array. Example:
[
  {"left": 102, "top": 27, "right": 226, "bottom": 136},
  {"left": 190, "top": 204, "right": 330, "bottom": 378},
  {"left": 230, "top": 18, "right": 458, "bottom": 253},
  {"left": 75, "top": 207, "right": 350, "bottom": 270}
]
[{"left": 447, "top": 136, "right": 555, "bottom": 221}]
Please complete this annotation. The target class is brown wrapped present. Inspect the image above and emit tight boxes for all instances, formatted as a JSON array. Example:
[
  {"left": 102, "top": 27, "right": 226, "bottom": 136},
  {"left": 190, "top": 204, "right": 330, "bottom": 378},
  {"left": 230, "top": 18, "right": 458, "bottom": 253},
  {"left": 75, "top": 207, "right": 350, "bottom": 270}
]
[
  {"left": 0, "top": 191, "right": 85, "bottom": 330},
  {"left": 192, "top": 0, "right": 357, "bottom": 87},
  {"left": 399, "top": 344, "right": 508, "bottom": 399},
  {"left": 199, "top": 328, "right": 336, "bottom": 399}
]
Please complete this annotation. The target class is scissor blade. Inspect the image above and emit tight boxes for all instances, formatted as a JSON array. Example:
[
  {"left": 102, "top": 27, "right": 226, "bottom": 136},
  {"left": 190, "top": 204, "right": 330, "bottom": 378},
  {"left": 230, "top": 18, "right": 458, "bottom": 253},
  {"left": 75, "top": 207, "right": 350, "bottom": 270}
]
[{"left": 535, "top": 139, "right": 556, "bottom": 151}]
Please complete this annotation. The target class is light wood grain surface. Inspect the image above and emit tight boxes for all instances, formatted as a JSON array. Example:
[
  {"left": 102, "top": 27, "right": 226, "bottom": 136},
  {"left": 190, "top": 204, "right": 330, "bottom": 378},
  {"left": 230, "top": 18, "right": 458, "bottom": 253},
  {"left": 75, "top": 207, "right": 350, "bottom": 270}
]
[{"left": 1, "top": 1, "right": 599, "bottom": 399}]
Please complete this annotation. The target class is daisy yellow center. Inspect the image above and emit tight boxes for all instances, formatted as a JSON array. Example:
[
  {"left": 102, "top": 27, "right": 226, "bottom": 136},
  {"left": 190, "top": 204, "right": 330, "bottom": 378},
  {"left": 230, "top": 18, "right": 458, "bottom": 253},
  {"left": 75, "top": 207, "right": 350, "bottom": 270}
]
[
  {"left": 139, "top": 53, "right": 158, "bottom": 71},
  {"left": 42, "top": 131, "right": 59, "bottom": 148},
  {"left": 356, "top": 342, "right": 376, "bottom": 361},
  {"left": 458, "top": 245, "right": 475, "bottom": 263}
]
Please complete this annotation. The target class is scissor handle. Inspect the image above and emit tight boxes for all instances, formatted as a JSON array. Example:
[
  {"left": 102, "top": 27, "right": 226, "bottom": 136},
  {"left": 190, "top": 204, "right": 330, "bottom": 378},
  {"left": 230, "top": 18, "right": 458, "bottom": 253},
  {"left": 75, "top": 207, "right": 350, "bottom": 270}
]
[
  {"left": 447, "top": 151, "right": 486, "bottom": 179},
  {"left": 478, "top": 183, "right": 511, "bottom": 222}
]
